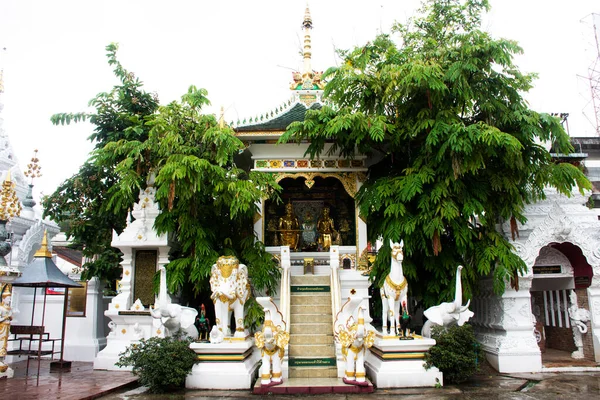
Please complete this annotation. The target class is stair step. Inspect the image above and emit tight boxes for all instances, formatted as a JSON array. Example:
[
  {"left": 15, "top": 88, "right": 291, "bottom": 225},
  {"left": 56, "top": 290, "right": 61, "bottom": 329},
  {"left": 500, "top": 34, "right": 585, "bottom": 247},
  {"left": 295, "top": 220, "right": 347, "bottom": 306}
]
[
  {"left": 288, "top": 366, "right": 338, "bottom": 378},
  {"left": 290, "top": 294, "right": 331, "bottom": 306},
  {"left": 289, "top": 334, "right": 333, "bottom": 345},
  {"left": 291, "top": 275, "right": 331, "bottom": 285},
  {"left": 291, "top": 304, "right": 330, "bottom": 314},
  {"left": 291, "top": 313, "right": 332, "bottom": 324},
  {"left": 289, "top": 344, "right": 336, "bottom": 357},
  {"left": 291, "top": 323, "right": 333, "bottom": 335}
]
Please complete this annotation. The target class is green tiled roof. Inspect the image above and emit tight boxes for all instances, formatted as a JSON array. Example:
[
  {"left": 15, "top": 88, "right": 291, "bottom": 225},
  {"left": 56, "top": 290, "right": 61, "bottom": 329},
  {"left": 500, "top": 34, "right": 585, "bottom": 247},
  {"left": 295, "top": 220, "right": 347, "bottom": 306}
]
[{"left": 235, "top": 102, "right": 322, "bottom": 132}]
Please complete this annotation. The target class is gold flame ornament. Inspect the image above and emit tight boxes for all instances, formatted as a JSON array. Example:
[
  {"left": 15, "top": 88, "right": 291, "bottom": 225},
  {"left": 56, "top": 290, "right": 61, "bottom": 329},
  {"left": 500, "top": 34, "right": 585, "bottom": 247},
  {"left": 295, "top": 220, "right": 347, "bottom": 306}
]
[
  {"left": 0, "top": 172, "right": 21, "bottom": 221},
  {"left": 24, "top": 149, "right": 42, "bottom": 184}
]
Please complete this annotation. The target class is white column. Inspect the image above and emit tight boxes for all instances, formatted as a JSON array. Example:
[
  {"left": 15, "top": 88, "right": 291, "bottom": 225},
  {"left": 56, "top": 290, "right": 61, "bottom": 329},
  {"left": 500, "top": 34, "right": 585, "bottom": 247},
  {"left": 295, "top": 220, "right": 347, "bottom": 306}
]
[
  {"left": 588, "top": 286, "right": 600, "bottom": 362},
  {"left": 473, "top": 277, "right": 541, "bottom": 373},
  {"left": 107, "top": 248, "right": 132, "bottom": 312}
]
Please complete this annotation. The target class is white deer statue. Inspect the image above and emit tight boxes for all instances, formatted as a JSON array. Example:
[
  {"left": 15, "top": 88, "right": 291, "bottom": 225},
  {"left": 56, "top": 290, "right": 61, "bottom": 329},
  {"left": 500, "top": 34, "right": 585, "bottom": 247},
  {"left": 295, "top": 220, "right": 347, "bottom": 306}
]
[{"left": 380, "top": 241, "right": 408, "bottom": 336}]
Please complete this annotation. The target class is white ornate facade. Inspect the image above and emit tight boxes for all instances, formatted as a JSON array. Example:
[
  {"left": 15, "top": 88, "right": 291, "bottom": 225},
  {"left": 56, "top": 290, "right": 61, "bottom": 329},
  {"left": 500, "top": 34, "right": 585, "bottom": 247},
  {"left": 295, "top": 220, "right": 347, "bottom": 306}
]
[{"left": 472, "top": 189, "right": 600, "bottom": 372}]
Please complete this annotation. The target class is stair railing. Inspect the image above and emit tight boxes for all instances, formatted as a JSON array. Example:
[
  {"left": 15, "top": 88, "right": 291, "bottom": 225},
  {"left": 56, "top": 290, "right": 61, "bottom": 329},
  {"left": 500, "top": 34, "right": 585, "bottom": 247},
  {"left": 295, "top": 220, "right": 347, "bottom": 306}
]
[
  {"left": 279, "top": 246, "right": 292, "bottom": 332},
  {"left": 329, "top": 246, "right": 342, "bottom": 319}
]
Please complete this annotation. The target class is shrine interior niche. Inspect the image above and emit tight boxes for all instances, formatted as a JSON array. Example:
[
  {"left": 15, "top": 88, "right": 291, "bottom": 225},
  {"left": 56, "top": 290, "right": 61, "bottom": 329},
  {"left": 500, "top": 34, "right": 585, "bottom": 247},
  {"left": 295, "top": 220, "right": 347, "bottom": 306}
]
[{"left": 264, "top": 177, "right": 356, "bottom": 250}]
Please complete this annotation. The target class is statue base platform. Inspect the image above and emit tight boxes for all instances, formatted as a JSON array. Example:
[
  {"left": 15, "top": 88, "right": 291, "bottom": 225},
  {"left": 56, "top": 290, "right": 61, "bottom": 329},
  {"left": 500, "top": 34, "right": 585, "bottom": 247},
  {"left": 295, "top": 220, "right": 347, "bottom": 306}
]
[
  {"left": 93, "top": 311, "right": 153, "bottom": 371},
  {"left": 186, "top": 338, "right": 260, "bottom": 389},
  {"left": 365, "top": 334, "right": 443, "bottom": 388},
  {"left": 0, "top": 367, "right": 14, "bottom": 379}
]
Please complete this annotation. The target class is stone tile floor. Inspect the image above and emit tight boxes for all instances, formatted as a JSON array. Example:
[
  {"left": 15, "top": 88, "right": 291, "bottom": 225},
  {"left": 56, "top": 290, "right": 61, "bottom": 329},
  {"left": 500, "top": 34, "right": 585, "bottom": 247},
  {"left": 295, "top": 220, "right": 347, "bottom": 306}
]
[
  {"left": 0, "top": 360, "right": 137, "bottom": 400},
  {"left": 541, "top": 348, "right": 597, "bottom": 368}
]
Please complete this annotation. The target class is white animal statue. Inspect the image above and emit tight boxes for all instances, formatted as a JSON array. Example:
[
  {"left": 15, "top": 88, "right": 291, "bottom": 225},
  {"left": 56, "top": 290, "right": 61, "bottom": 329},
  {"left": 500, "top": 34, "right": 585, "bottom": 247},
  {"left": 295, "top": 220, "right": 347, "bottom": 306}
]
[
  {"left": 254, "top": 297, "right": 290, "bottom": 387},
  {"left": 210, "top": 255, "right": 250, "bottom": 338},
  {"left": 209, "top": 325, "right": 224, "bottom": 344},
  {"left": 422, "top": 265, "right": 474, "bottom": 338},
  {"left": 380, "top": 241, "right": 408, "bottom": 335},
  {"left": 334, "top": 296, "right": 375, "bottom": 386},
  {"left": 150, "top": 266, "right": 199, "bottom": 338},
  {"left": 568, "top": 291, "right": 591, "bottom": 359}
]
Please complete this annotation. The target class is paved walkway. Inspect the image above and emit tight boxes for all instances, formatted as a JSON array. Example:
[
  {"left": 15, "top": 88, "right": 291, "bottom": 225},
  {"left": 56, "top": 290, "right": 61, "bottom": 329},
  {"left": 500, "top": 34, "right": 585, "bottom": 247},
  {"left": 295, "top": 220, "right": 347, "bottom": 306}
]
[
  {"left": 99, "top": 370, "right": 600, "bottom": 400},
  {"left": 1, "top": 358, "right": 599, "bottom": 399},
  {"left": 0, "top": 360, "right": 137, "bottom": 400}
]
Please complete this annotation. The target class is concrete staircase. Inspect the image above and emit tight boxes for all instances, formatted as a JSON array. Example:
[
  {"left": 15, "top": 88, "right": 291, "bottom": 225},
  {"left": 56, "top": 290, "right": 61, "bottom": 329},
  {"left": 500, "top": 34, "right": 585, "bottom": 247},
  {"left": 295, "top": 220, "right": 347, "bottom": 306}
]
[{"left": 288, "top": 274, "right": 337, "bottom": 378}]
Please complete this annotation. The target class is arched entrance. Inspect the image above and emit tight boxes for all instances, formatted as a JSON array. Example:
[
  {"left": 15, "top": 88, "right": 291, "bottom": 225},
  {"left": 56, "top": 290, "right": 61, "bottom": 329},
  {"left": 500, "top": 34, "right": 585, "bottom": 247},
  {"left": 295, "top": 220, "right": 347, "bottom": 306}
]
[
  {"left": 530, "top": 243, "right": 595, "bottom": 365},
  {"left": 264, "top": 176, "right": 356, "bottom": 250}
]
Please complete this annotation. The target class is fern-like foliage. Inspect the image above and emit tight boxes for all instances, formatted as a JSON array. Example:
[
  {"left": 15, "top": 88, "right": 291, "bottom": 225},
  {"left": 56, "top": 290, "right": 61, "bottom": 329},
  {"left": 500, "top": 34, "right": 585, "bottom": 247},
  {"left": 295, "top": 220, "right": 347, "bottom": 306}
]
[{"left": 280, "top": 0, "right": 590, "bottom": 303}]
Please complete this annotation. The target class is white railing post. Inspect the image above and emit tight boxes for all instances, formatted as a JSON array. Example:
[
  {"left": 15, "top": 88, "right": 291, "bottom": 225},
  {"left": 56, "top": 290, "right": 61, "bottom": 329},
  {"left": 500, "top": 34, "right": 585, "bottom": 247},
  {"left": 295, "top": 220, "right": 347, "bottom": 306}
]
[
  {"left": 280, "top": 246, "right": 291, "bottom": 332},
  {"left": 329, "top": 246, "right": 341, "bottom": 318}
]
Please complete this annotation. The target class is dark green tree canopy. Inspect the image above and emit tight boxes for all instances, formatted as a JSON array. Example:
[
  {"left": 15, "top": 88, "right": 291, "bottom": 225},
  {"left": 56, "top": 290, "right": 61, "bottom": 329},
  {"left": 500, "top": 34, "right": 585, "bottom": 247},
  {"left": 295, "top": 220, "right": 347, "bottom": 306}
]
[
  {"left": 44, "top": 45, "right": 281, "bottom": 318},
  {"left": 280, "top": 0, "right": 590, "bottom": 304}
]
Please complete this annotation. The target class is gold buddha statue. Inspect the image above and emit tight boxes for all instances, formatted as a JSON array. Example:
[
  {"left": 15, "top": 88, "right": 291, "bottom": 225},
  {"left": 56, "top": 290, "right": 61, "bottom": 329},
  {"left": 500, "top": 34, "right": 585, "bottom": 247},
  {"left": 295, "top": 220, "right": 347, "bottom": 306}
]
[
  {"left": 279, "top": 202, "right": 300, "bottom": 250},
  {"left": 317, "top": 206, "right": 337, "bottom": 251}
]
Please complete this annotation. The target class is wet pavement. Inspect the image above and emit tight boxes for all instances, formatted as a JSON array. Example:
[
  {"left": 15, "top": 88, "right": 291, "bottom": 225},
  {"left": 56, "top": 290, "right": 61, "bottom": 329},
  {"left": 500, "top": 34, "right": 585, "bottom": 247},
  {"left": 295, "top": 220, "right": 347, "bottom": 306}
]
[
  {"left": 0, "top": 360, "right": 137, "bottom": 400},
  {"left": 2, "top": 359, "right": 599, "bottom": 399},
  {"left": 98, "top": 369, "right": 600, "bottom": 400}
]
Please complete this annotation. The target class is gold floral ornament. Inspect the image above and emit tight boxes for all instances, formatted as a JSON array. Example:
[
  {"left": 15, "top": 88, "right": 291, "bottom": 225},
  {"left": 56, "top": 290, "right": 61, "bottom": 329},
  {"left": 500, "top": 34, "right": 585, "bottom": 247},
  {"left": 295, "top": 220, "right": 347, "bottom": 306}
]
[
  {"left": 0, "top": 172, "right": 21, "bottom": 221},
  {"left": 24, "top": 149, "right": 42, "bottom": 184}
]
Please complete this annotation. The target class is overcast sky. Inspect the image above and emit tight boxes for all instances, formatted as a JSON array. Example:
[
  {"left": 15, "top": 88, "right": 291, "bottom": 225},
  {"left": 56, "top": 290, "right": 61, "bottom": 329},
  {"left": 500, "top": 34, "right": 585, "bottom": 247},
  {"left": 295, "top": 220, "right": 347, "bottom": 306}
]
[{"left": 0, "top": 0, "right": 598, "bottom": 204}]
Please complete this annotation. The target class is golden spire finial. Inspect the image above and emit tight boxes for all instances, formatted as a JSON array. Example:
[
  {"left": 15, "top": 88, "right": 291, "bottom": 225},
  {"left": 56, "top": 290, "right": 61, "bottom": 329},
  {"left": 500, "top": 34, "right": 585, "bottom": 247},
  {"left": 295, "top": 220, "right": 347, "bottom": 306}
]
[
  {"left": 302, "top": 3, "right": 313, "bottom": 77},
  {"left": 34, "top": 230, "right": 53, "bottom": 258},
  {"left": 0, "top": 47, "right": 6, "bottom": 94},
  {"left": 219, "top": 106, "right": 225, "bottom": 129}
]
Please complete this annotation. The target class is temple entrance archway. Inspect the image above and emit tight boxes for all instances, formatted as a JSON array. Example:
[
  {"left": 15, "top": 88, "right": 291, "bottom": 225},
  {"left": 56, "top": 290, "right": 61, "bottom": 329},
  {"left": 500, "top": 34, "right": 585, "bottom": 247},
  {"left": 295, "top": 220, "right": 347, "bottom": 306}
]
[
  {"left": 264, "top": 176, "right": 356, "bottom": 250},
  {"left": 530, "top": 243, "right": 595, "bottom": 365}
]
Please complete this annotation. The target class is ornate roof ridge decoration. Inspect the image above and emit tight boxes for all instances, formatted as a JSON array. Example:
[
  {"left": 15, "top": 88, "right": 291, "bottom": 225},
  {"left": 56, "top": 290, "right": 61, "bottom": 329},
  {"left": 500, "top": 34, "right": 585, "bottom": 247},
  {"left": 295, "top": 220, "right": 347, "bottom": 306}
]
[{"left": 232, "top": 94, "right": 297, "bottom": 129}]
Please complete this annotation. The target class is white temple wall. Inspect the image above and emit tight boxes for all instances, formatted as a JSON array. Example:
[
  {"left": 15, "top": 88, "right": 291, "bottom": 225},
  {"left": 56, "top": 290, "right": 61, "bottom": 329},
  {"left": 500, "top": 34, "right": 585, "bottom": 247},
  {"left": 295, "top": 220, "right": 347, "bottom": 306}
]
[{"left": 8, "top": 277, "right": 106, "bottom": 363}]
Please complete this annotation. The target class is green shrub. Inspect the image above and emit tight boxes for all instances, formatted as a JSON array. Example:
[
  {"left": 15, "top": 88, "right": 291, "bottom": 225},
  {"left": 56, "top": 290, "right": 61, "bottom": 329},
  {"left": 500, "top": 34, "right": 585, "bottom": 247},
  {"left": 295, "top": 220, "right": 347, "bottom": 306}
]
[
  {"left": 116, "top": 333, "right": 196, "bottom": 393},
  {"left": 424, "top": 324, "right": 483, "bottom": 384}
]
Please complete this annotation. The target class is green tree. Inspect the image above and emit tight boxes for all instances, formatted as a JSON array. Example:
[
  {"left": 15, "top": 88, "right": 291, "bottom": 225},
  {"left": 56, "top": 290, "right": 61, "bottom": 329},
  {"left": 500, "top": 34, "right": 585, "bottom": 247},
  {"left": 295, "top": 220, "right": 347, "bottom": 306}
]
[
  {"left": 44, "top": 43, "right": 159, "bottom": 283},
  {"left": 44, "top": 44, "right": 281, "bottom": 325},
  {"left": 281, "top": 0, "right": 590, "bottom": 304}
]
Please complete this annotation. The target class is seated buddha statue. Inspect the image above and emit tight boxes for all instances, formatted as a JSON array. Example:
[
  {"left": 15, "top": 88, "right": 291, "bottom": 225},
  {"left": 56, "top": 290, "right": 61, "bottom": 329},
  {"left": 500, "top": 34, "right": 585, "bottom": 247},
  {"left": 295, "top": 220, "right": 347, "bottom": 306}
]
[
  {"left": 317, "top": 206, "right": 337, "bottom": 251},
  {"left": 279, "top": 202, "right": 300, "bottom": 250}
]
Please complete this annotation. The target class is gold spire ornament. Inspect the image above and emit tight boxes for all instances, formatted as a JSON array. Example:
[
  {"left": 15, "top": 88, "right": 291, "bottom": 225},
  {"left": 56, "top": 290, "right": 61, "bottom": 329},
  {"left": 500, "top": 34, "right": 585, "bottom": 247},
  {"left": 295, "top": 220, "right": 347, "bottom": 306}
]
[
  {"left": 290, "top": 4, "right": 325, "bottom": 91},
  {"left": 24, "top": 149, "right": 42, "bottom": 184},
  {"left": 0, "top": 171, "right": 21, "bottom": 221},
  {"left": 34, "top": 230, "right": 53, "bottom": 258},
  {"left": 302, "top": 4, "right": 313, "bottom": 76},
  {"left": 219, "top": 106, "right": 225, "bottom": 129}
]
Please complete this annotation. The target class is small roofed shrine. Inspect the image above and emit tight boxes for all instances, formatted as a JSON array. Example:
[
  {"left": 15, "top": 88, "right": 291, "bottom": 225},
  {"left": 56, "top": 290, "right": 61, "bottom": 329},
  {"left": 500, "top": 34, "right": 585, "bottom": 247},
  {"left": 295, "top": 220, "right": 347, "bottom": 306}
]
[{"left": 233, "top": 6, "right": 369, "bottom": 272}]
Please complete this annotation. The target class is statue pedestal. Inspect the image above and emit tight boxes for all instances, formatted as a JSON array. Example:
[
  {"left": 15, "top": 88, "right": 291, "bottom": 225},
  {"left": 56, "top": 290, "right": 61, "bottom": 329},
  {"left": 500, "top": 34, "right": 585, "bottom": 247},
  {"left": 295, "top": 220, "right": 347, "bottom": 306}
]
[
  {"left": 93, "top": 311, "right": 154, "bottom": 370},
  {"left": 0, "top": 367, "right": 14, "bottom": 379},
  {"left": 365, "top": 335, "right": 443, "bottom": 388},
  {"left": 186, "top": 338, "right": 260, "bottom": 389}
]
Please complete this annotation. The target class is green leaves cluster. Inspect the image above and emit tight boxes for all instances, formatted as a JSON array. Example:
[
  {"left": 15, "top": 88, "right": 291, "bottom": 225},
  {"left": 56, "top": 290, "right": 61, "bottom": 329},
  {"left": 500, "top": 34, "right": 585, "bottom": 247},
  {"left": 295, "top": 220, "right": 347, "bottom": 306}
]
[
  {"left": 115, "top": 333, "right": 196, "bottom": 393},
  {"left": 424, "top": 324, "right": 483, "bottom": 384},
  {"left": 281, "top": 0, "right": 590, "bottom": 303},
  {"left": 44, "top": 44, "right": 281, "bottom": 320}
]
